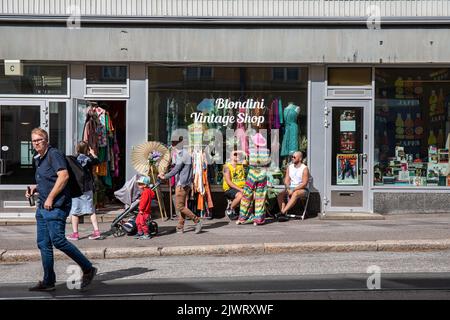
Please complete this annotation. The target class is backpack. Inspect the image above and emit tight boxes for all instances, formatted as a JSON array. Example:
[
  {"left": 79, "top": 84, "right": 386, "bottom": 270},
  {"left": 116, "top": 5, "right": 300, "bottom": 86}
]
[
  {"left": 45, "top": 152, "right": 84, "bottom": 198},
  {"left": 65, "top": 155, "right": 86, "bottom": 198}
]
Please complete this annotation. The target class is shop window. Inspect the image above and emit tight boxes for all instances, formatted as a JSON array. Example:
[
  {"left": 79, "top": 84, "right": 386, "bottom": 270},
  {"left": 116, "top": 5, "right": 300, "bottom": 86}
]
[
  {"left": 0, "top": 64, "right": 68, "bottom": 95},
  {"left": 0, "top": 105, "right": 40, "bottom": 185},
  {"left": 328, "top": 67, "right": 372, "bottom": 86},
  {"left": 49, "top": 102, "right": 66, "bottom": 152},
  {"left": 86, "top": 65, "right": 127, "bottom": 85},
  {"left": 374, "top": 68, "right": 450, "bottom": 187},
  {"left": 272, "top": 67, "right": 300, "bottom": 81},
  {"left": 184, "top": 67, "right": 213, "bottom": 81},
  {"left": 148, "top": 66, "right": 308, "bottom": 186}
]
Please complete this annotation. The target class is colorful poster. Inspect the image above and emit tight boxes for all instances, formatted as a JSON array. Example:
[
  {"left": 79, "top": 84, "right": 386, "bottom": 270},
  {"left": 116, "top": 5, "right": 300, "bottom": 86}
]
[
  {"left": 339, "top": 132, "right": 356, "bottom": 153},
  {"left": 337, "top": 154, "right": 359, "bottom": 185}
]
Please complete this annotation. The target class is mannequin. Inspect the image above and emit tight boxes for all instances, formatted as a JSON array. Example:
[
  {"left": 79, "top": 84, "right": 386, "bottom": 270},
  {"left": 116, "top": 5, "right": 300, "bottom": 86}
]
[{"left": 281, "top": 102, "right": 300, "bottom": 157}]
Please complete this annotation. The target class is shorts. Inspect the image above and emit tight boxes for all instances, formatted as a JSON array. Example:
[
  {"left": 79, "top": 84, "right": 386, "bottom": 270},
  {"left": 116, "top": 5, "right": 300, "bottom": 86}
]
[
  {"left": 224, "top": 189, "right": 240, "bottom": 200},
  {"left": 70, "top": 190, "right": 95, "bottom": 216}
]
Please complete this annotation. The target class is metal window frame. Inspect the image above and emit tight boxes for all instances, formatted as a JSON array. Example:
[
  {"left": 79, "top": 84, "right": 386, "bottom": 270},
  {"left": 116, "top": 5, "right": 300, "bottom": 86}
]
[{"left": 0, "top": 62, "right": 70, "bottom": 99}]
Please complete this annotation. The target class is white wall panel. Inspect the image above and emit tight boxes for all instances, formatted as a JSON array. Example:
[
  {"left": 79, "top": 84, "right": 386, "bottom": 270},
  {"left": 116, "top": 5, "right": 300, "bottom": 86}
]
[{"left": 1, "top": 0, "right": 450, "bottom": 17}]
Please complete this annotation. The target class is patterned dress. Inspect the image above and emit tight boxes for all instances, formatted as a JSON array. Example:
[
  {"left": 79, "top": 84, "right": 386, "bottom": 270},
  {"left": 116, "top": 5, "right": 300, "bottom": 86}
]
[{"left": 238, "top": 147, "right": 271, "bottom": 225}]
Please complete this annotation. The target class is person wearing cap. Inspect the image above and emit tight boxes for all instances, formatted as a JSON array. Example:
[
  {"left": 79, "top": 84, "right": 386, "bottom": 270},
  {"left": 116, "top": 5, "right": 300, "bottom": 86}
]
[
  {"left": 236, "top": 132, "right": 271, "bottom": 226},
  {"left": 135, "top": 176, "right": 155, "bottom": 240},
  {"left": 158, "top": 138, "right": 202, "bottom": 234}
]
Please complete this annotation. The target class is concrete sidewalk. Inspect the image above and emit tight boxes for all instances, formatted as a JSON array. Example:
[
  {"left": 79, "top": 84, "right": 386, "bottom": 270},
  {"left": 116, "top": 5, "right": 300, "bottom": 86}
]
[{"left": 1, "top": 214, "right": 450, "bottom": 262}]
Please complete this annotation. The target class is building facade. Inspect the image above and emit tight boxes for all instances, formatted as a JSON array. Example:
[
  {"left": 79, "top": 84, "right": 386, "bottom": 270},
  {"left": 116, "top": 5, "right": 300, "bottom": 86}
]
[{"left": 1, "top": 0, "right": 450, "bottom": 218}]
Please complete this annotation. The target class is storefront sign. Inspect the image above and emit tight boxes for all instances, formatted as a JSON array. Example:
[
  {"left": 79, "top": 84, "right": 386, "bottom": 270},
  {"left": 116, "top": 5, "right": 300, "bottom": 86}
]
[
  {"left": 190, "top": 98, "right": 265, "bottom": 127},
  {"left": 4, "top": 60, "right": 23, "bottom": 76}
]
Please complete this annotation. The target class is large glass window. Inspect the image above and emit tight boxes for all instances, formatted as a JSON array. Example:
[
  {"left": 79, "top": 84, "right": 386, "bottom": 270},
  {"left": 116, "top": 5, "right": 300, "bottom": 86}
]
[
  {"left": 86, "top": 66, "right": 127, "bottom": 85},
  {"left": 148, "top": 66, "right": 308, "bottom": 185},
  {"left": 0, "top": 105, "right": 40, "bottom": 184},
  {"left": 328, "top": 67, "right": 372, "bottom": 86},
  {"left": 49, "top": 102, "right": 66, "bottom": 152},
  {"left": 0, "top": 64, "right": 68, "bottom": 95},
  {"left": 374, "top": 68, "right": 450, "bottom": 187}
]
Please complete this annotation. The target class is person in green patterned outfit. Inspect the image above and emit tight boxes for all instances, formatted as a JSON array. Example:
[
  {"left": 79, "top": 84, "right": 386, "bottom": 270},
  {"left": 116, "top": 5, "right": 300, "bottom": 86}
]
[{"left": 236, "top": 132, "right": 271, "bottom": 226}]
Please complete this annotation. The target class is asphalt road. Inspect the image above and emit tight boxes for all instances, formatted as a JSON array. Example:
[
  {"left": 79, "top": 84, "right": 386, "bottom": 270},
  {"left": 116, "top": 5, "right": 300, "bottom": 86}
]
[{"left": 1, "top": 251, "right": 450, "bottom": 300}]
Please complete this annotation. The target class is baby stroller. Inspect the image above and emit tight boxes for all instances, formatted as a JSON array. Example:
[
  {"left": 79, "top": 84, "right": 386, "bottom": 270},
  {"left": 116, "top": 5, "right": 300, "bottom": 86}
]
[{"left": 110, "top": 174, "right": 160, "bottom": 237}]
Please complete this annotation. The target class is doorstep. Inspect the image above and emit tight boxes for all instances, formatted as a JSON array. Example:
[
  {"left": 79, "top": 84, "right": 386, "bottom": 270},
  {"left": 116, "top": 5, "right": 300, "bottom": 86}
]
[{"left": 319, "top": 212, "right": 385, "bottom": 220}]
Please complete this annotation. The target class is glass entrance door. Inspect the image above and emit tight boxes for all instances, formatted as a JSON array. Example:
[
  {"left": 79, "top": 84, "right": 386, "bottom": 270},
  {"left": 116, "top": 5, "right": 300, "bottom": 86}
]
[
  {"left": 0, "top": 101, "right": 47, "bottom": 185},
  {"left": 325, "top": 100, "right": 370, "bottom": 212}
]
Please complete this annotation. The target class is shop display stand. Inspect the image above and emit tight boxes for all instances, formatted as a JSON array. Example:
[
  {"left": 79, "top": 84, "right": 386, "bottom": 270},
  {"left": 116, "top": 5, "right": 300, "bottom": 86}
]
[{"left": 149, "top": 164, "right": 168, "bottom": 220}]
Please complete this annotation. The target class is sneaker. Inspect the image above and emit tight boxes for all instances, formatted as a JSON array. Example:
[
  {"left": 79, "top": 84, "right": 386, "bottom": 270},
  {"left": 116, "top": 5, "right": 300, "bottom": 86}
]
[
  {"left": 194, "top": 220, "right": 202, "bottom": 234},
  {"left": 176, "top": 227, "right": 184, "bottom": 234},
  {"left": 80, "top": 267, "right": 97, "bottom": 290},
  {"left": 139, "top": 234, "right": 152, "bottom": 240},
  {"left": 133, "top": 232, "right": 144, "bottom": 239},
  {"left": 88, "top": 230, "right": 101, "bottom": 240},
  {"left": 225, "top": 209, "right": 234, "bottom": 220},
  {"left": 29, "top": 281, "right": 55, "bottom": 292},
  {"left": 66, "top": 232, "right": 79, "bottom": 241}
]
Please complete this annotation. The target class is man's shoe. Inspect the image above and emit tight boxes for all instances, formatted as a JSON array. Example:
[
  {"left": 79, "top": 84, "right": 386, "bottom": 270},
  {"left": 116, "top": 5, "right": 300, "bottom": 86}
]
[
  {"left": 29, "top": 281, "right": 55, "bottom": 292},
  {"left": 139, "top": 234, "right": 152, "bottom": 240},
  {"left": 176, "top": 227, "right": 184, "bottom": 234},
  {"left": 80, "top": 267, "right": 97, "bottom": 289},
  {"left": 194, "top": 220, "right": 203, "bottom": 234}
]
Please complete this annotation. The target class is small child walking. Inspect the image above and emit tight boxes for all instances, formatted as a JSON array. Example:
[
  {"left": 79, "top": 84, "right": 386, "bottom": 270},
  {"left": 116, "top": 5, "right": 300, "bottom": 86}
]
[{"left": 135, "top": 176, "right": 155, "bottom": 240}]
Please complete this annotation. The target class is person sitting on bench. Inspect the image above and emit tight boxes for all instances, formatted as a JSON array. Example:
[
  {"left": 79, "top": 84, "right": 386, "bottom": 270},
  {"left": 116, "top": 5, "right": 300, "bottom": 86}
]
[
  {"left": 277, "top": 151, "right": 310, "bottom": 217},
  {"left": 223, "top": 151, "right": 246, "bottom": 219}
]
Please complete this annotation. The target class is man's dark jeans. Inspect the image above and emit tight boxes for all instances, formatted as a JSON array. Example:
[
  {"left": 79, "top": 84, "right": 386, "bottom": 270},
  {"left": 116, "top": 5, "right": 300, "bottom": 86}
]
[{"left": 36, "top": 206, "right": 92, "bottom": 286}]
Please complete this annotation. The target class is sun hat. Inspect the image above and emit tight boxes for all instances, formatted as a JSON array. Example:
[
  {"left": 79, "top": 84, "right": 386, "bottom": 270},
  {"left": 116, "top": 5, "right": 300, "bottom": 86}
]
[
  {"left": 251, "top": 133, "right": 267, "bottom": 147},
  {"left": 137, "top": 176, "right": 151, "bottom": 186}
]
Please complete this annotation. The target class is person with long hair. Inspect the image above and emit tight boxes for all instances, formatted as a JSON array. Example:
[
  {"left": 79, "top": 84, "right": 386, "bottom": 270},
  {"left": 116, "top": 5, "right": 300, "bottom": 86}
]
[{"left": 67, "top": 141, "right": 101, "bottom": 241}]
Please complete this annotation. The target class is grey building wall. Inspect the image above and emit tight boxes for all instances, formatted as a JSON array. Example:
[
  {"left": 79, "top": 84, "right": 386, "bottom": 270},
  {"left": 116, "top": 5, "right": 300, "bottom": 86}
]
[
  {"left": 308, "top": 65, "right": 326, "bottom": 213},
  {"left": 127, "top": 64, "right": 148, "bottom": 181},
  {"left": 374, "top": 192, "right": 450, "bottom": 214},
  {"left": 1, "top": 26, "right": 450, "bottom": 63}
]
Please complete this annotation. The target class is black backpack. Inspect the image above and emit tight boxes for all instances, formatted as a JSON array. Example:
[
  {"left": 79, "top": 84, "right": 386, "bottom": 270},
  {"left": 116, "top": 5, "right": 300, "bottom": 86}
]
[
  {"left": 45, "top": 152, "right": 84, "bottom": 198},
  {"left": 65, "top": 155, "right": 85, "bottom": 198}
]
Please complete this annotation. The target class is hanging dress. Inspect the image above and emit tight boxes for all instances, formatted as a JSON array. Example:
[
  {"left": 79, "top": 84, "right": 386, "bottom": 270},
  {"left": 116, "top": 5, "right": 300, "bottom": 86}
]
[{"left": 281, "top": 104, "right": 300, "bottom": 156}]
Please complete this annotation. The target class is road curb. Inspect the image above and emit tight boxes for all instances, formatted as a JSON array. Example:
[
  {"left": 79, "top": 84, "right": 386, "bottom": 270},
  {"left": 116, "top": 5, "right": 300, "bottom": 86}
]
[{"left": 1, "top": 239, "right": 450, "bottom": 263}]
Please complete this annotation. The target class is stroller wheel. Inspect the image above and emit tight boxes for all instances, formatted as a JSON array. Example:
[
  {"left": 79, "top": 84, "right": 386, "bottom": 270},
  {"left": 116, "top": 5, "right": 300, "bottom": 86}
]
[{"left": 112, "top": 227, "right": 126, "bottom": 237}]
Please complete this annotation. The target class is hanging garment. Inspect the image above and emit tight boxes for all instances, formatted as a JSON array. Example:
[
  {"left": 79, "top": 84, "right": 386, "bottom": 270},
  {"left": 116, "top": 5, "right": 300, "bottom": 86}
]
[
  {"left": 95, "top": 107, "right": 108, "bottom": 148},
  {"left": 278, "top": 98, "right": 283, "bottom": 125},
  {"left": 113, "top": 134, "right": 120, "bottom": 178},
  {"left": 83, "top": 108, "right": 99, "bottom": 154},
  {"left": 281, "top": 104, "right": 300, "bottom": 156},
  {"left": 237, "top": 104, "right": 248, "bottom": 153},
  {"left": 273, "top": 99, "right": 281, "bottom": 129}
]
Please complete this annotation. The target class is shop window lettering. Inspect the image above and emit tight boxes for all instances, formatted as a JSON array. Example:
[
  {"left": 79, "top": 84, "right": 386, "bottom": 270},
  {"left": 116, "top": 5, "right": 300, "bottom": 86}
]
[{"left": 169, "top": 128, "right": 279, "bottom": 168}]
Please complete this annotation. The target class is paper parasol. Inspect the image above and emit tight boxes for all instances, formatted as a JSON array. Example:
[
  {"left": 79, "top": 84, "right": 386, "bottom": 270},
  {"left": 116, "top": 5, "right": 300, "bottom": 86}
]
[{"left": 131, "top": 141, "right": 171, "bottom": 175}]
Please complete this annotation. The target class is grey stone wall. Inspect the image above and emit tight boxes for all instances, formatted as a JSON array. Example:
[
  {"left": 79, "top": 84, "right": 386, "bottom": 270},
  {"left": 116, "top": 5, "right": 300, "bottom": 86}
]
[{"left": 374, "top": 192, "right": 450, "bottom": 214}]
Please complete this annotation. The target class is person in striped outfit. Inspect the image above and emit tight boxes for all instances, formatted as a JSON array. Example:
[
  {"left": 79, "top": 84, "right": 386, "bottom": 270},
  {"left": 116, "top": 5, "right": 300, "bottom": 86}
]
[{"left": 236, "top": 132, "right": 271, "bottom": 226}]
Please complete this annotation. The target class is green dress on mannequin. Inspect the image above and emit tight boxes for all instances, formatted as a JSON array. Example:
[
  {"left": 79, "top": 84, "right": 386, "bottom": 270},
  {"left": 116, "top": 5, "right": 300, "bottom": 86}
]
[{"left": 281, "top": 103, "right": 300, "bottom": 156}]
